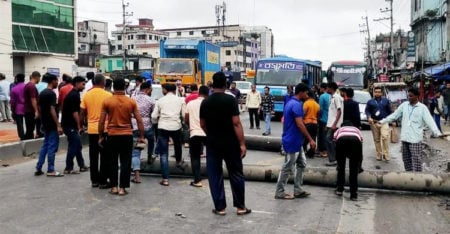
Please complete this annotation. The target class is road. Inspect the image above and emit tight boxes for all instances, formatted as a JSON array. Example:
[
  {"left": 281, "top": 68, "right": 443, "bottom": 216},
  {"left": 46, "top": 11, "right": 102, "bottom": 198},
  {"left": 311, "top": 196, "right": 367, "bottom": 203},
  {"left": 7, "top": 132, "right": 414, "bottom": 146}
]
[{"left": 0, "top": 112, "right": 449, "bottom": 233}]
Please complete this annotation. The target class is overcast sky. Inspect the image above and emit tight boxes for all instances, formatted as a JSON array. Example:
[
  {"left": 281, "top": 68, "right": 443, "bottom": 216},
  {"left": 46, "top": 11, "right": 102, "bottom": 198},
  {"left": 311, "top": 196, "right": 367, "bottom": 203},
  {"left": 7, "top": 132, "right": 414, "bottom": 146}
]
[{"left": 77, "top": 0, "right": 411, "bottom": 68}]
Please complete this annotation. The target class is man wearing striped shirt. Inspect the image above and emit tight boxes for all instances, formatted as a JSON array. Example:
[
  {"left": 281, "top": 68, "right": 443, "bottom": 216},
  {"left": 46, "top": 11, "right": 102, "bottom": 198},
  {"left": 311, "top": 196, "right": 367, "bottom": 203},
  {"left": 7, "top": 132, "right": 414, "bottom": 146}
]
[{"left": 333, "top": 121, "right": 363, "bottom": 201}]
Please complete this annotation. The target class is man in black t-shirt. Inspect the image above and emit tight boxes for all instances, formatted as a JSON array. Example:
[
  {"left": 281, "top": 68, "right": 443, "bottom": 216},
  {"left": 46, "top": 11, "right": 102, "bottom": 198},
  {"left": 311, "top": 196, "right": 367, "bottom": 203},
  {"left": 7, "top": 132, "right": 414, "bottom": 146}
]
[
  {"left": 200, "top": 72, "right": 251, "bottom": 216},
  {"left": 62, "top": 76, "right": 88, "bottom": 174},
  {"left": 35, "top": 73, "right": 64, "bottom": 177}
]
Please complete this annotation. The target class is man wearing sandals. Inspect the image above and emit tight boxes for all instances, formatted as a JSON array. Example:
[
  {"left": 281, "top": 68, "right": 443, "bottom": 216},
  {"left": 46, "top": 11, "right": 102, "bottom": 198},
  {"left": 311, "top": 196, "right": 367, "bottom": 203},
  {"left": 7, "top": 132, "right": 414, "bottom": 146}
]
[
  {"left": 98, "top": 78, "right": 145, "bottom": 196},
  {"left": 275, "top": 83, "right": 316, "bottom": 200},
  {"left": 34, "top": 73, "right": 64, "bottom": 177},
  {"left": 200, "top": 72, "right": 251, "bottom": 216}
]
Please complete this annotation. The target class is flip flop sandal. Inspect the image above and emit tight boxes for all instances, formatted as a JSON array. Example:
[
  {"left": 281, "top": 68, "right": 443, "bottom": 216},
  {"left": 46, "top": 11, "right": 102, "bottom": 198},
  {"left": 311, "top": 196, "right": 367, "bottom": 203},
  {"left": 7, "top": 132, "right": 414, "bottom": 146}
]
[
  {"left": 237, "top": 208, "right": 252, "bottom": 216},
  {"left": 190, "top": 181, "right": 203, "bottom": 187},
  {"left": 47, "top": 172, "right": 64, "bottom": 177},
  {"left": 212, "top": 209, "right": 226, "bottom": 216},
  {"left": 109, "top": 189, "right": 119, "bottom": 195},
  {"left": 131, "top": 178, "right": 141, "bottom": 184},
  {"left": 274, "top": 194, "right": 295, "bottom": 200},
  {"left": 159, "top": 180, "right": 169, "bottom": 186},
  {"left": 118, "top": 190, "right": 128, "bottom": 196},
  {"left": 64, "top": 170, "right": 80, "bottom": 174}
]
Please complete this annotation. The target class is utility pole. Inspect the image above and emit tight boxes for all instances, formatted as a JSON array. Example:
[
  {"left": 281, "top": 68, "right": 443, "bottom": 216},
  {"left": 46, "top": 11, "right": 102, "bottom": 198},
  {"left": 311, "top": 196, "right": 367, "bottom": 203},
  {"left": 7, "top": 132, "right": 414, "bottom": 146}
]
[
  {"left": 122, "top": 0, "right": 133, "bottom": 71},
  {"left": 374, "top": 0, "right": 394, "bottom": 68},
  {"left": 360, "top": 14, "right": 372, "bottom": 72}
]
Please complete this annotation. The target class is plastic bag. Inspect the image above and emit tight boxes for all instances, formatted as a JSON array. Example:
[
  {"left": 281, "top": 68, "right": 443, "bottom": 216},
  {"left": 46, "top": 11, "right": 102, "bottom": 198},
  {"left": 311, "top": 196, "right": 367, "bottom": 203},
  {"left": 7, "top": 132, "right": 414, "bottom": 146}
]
[{"left": 390, "top": 126, "right": 399, "bottom": 143}]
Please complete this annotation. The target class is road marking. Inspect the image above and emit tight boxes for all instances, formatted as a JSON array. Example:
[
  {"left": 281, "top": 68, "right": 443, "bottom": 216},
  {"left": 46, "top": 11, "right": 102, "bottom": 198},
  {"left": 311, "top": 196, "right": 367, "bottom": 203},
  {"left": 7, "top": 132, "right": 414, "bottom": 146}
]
[
  {"left": 251, "top": 210, "right": 278, "bottom": 215},
  {"left": 336, "top": 193, "right": 376, "bottom": 234}
]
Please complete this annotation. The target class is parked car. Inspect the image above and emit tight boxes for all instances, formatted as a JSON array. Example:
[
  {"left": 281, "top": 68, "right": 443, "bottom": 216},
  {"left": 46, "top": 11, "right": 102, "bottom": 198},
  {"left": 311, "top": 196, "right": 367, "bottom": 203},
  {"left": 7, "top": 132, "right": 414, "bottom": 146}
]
[
  {"left": 353, "top": 90, "right": 372, "bottom": 128},
  {"left": 234, "top": 81, "right": 252, "bottom": 104}
]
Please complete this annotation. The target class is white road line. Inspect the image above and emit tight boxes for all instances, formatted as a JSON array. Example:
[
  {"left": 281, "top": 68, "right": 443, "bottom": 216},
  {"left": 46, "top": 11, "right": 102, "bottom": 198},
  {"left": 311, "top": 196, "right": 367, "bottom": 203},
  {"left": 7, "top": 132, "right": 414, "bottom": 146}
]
[{"left": 336, "top": 193, "right": 376, "bottom": 234}]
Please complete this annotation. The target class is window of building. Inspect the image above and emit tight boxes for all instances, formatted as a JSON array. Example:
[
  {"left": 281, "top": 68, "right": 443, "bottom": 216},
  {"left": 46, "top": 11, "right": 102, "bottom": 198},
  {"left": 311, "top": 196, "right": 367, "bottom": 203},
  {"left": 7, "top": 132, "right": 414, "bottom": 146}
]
[
  {"left": 149, "top": 35, "right": 153, "bottom": 40},
  {"left": 12, "top": 0, "right": 74, "bottom": 30},
  {"left": 128, "top": 35, "right": 134, "bottom": 40},
  {"left": 177, "top": 31, "right": 181, "bottom": 36},
  {"left": 155, "top": 36, "right": 159, "bottom": 40},
  {"left": 414, "top": 0, "right": 421, "bottom": 11},
  {"left": 225, "top": 50, "right": 231, "bottom": 56},
  {"left": 189, "top": 31, "right": 194, "bottom": 35},
  {"left": 12, "top": 25, "right": 74, "bottom": 54},
  {"left": 201, "top": 30, "right": 206, "bottom": 35},
  {"left": 225, "top": 62, "right": 231, "bottom": 67},
  {"left": 128, "top": 45, "right": 134, "bottom": 49},
  {"left": 137, "top": 34, "right": 146, "bottom": 40},
  {"left": 214, "top": 29, "right": 219, "bottom": 35},
  {"left": 117, "top": 35, "right": 122, "bottom": 40},
  {"left": 117, "top": 45, "right": 122, "bottom": 50}
]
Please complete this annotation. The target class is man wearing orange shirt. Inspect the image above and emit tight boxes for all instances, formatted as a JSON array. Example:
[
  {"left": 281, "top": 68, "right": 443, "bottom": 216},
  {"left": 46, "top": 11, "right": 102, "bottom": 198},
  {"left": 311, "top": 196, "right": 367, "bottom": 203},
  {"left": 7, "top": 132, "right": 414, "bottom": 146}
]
[
  {"left": 80, "top": 74, "right": 112, "bottom": 188},
  {"left": 302, "top": 90, "right": 320, "bottom": 158},
  {"left": 99, "top": 78, "right": 145, "bottom": 196}
]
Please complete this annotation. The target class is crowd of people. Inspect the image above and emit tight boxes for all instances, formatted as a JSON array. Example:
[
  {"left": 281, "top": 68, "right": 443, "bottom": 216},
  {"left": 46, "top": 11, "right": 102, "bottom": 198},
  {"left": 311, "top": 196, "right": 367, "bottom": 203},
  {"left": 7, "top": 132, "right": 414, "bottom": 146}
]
[{"left": 0, "top": 69, "right": 447, "bottom": 211}]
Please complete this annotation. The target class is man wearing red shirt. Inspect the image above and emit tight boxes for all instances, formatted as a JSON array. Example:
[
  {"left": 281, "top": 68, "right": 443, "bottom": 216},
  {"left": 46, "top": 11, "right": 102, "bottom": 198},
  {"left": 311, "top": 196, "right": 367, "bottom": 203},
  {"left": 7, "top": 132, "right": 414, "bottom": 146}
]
[{"left": 185, "top": 84, "right": 199, "bottom": 104}]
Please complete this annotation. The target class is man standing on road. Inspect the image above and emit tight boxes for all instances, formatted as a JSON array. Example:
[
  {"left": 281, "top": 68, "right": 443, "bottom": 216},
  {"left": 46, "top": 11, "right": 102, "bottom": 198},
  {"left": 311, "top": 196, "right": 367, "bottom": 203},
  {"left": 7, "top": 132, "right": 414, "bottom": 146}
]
[
  {"left": 185, "top": 83, "right": 199, "bottom": 104},
  {"left": 365, "top": 86, "right": 392, "bottom": 161},
  {"left": 275, "top": 83, "right": 316, "bottom": 200},
  {"left": 80, "top": 74, "right": 112, "bottom": 188},
  {"left": 24, "top": 71, "right": 41, "bottom": 140},
  {"left": 379, "top": 88, "right": 442, "bottom": 172},
  {"left": 0, "top": 73, "right": 12, "bottom": 122},
  {"left": 429, "top": 90, "right": 444, "bottom": 131},
  {"left": 200, "top": 72, "right": 251, "bottom": 216},
  {"left": 318, "top": 83, "right": 330, "bottom": 157},
  {"left": 261, "top": 86, "right": 274, "bottom": 136},
  {"left": 246, "top": 84, "right": 261, "bottom": 130},
  {"left": 61, "top": 76, "right": 89, "bottom": 174},
  {"left": 325, "top": 82, "right": 343, "bottom": 166},
  {"left": 342, "top": 88, "right": 361, "bottom": 129},
  {"left": 229, "top": 81, "right": 241, "bottom": 108},
  {"left": 130, "top": 82, "right": 155, "bottom": 183},
  {"left": 99, "top": 78, "right": 145, "bottom": 196},
  {"left": 185, "top": 85, "right": 209, "bottom": 188},
  {"left": 151, "top": 83, "right": 186, "bottom": 186},
  {"left": 302, "top": 90, "right": 320, "bottom": 158},
  {"left": 34, "top": 73, "right": 64, "bottom": 177},
  {"left": 10, "top": 74, "right": 26, "bottom": 140}
]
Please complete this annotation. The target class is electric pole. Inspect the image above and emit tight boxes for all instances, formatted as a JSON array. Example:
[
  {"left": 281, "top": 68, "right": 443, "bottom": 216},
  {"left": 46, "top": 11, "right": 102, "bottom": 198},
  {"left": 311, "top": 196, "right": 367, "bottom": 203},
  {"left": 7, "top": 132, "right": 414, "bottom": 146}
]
[
  {"left": 122, "top": 0, "right": 133, "bottom": 71},
  {"left": 360, "top": 14, "right": 372, "bottom": 71},
  {"left": 374, "top": 0, "right": 394, "bottom": 69}
]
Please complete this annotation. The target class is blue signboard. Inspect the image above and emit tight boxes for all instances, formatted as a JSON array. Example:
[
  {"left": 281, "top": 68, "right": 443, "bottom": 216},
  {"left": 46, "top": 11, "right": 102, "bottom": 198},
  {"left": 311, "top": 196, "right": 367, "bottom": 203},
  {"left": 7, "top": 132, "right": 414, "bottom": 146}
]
[{"left": 257, "top": 61, "right": 303, "bottom": 71}]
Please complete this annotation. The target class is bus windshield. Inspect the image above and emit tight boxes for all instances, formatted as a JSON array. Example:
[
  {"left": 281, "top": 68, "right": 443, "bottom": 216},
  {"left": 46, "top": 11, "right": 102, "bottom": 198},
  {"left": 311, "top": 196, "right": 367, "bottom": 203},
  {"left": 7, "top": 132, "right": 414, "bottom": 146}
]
[
  {"left": 255, "top": 61, "right": 303, "bottom": 86},
  {"left": 157, "top": 60, "right": 193, "bottom": 75},
  {"left": 331, "top": 66, "right": 365, "bottom": 87}
]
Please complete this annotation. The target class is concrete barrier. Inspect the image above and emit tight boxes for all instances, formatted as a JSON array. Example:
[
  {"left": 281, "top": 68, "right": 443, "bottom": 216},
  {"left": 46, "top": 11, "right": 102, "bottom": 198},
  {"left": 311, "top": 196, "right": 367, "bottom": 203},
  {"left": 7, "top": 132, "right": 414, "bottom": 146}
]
[
  {"left": 0, "top": 142, "right": 24, "bottom": 160},
  {"left": 141, "top": 160, "right": 450, "bottom": 194}
]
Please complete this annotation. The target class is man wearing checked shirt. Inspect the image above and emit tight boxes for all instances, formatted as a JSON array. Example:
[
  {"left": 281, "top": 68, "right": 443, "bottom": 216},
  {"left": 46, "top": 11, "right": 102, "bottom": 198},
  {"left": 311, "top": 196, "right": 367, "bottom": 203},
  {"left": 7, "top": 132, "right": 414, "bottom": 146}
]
[{"left": 378, "top": 88, "right": 442, "bottom": 172}]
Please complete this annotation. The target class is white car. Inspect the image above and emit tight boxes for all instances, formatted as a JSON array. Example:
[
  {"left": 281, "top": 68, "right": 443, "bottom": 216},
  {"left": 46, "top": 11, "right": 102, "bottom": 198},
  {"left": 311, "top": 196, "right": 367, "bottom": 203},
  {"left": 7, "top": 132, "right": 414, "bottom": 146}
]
[
  {"left": 234, "top": 81, "right": 252, "bottom": 103},
  {"left": 353, "top": 90, "right": 372, "bottom": 128}
]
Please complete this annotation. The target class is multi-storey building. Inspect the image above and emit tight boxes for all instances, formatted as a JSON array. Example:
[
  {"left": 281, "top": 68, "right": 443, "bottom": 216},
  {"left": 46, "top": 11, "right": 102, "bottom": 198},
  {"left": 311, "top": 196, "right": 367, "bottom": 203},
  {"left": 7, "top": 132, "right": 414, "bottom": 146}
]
[
  {"left": 0, "top": 0, "right": 13, "bottom": 81},
  {"left": 10, "top": 0, "right": 76, "bottom": 78},
  {"left": 110, "top": 18, "right": 168, "bottom": 58},
  {"left": 78, "top": 20, "right": 109, "bottom": 56},
  {"left": 159, "top": 24, "right": 273, "bottom": 72}
]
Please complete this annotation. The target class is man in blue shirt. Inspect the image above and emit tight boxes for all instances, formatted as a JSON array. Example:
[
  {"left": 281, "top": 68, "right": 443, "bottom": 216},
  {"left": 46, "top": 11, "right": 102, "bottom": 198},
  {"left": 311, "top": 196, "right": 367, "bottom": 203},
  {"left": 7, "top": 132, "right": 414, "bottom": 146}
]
[
  {"left": 318, "top": 83, "right": 330, "bottom": 157},
  {"left": 275, "top": 83, "right": 316, "bottom": 200},
  {"left": 379, "top": 88, "right": 441, "bottom": 172},
  {"left": 365, "top": 86, "right": 392, "bottom": 161}
]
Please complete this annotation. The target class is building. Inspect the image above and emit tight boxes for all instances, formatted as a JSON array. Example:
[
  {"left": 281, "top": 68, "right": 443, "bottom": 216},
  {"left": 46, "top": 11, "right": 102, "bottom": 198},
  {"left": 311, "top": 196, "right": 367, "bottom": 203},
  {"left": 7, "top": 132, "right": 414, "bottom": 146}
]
[
  {"left": 371, "top": 31, "right": 408, "bottom": 72},
  {"left": 10, "top": 0, "right": 76, "bottom": 78},
  {"left": 110, "top": 18, "right": 168, "bottom": 59},
  {"left": 0, "top": 0, "right": 13, "bottom": 81},
  {"left": 410, "top": 0, "right": 447, "bottom": 65},
  {"left": 159, "top": 24, "right": 274, "bottom": 72},
  {"left": 77, "top": 20, "right": 109, "bottom": 56}
]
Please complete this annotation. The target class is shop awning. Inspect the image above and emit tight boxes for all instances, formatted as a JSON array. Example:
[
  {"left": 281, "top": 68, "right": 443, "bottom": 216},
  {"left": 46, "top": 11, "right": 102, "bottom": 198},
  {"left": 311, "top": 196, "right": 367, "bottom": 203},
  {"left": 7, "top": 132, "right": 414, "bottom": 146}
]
[{"left": 413, "top": 62, "right": 450, "bottom": 81}]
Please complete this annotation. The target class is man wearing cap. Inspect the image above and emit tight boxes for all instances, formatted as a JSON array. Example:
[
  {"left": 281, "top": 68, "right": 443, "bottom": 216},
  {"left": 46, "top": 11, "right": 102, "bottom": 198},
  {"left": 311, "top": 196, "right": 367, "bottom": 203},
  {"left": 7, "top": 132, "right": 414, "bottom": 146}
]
[{"left": 62, "top": 76, "right": 89, "bottom": 174}]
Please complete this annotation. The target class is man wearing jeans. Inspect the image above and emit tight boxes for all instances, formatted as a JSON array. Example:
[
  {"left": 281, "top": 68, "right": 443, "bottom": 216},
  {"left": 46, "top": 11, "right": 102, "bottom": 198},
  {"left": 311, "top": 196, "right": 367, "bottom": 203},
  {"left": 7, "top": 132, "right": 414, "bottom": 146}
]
[
  {"left": 318, "top": 83, "right": 330, "bottom": 157},
  {"left": 325, "top": 82, "right": 343, "bottom": 167},
  {"left": 275, "top": 83, "right": 316, "bottom": 200},
  {"left": 151, "top": 83, "right": 186, "bottom": 186},
  {"left": 34, "top": 73, "right": 63, "bottom": 177},
  {"left": 131, "top": 82, "right": 155, "bottom": 183},
  {"left": 61, "top": 76, "right": 88, "bottom": 174},
  {"left": 261, "top": 86, "right": 274, "bottom": 136}
]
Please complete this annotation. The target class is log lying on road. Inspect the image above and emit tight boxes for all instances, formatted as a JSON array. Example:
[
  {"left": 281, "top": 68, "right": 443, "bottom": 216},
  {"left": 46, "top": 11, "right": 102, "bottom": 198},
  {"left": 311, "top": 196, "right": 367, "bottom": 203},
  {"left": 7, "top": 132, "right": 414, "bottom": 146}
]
[{"left": 141, "top": 161, "right": 450, "bottom": 194}]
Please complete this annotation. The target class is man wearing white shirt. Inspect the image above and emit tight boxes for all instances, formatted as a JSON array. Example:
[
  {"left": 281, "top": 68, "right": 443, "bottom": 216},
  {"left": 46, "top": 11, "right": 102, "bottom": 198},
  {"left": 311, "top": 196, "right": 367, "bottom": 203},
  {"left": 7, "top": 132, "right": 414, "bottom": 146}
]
[
  {"left": 151, "top": 83, "right": 186, "bottom": 186},
  {"left": 325, "top": 82, "right": 343, "bottom": 166}
]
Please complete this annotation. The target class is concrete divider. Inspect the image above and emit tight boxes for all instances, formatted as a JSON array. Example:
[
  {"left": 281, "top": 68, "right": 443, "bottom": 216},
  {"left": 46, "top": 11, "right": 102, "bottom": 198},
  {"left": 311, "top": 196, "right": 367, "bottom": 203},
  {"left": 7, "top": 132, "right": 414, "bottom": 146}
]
[
  {"left": 0, "top": 142, "right": 24, "bottom": 160},
  {"left": 141, "top": 160, "right": 450, "bottom": 194}
]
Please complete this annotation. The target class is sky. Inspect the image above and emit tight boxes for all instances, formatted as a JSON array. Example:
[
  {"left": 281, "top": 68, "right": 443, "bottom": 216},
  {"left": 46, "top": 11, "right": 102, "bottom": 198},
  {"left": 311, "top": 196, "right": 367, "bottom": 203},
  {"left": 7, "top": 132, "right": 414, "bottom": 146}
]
[{"left": 77, "top": 0, "right": 411, "bottom": 68}]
